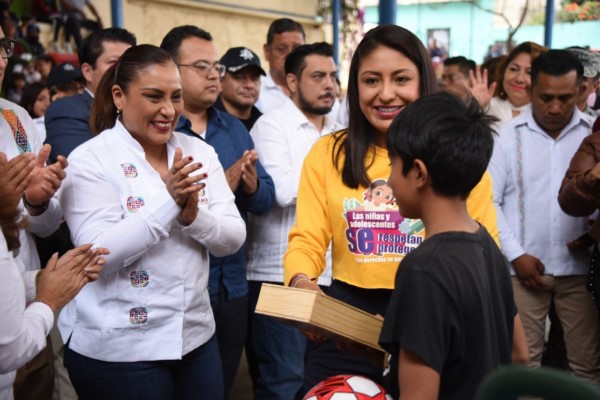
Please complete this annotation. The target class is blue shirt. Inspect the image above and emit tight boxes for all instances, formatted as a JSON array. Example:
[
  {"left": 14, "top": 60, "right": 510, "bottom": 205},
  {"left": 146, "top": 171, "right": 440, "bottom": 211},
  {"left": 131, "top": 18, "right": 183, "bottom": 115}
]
[{"left": 177, "top": 108, "right": 275, "bottom": 301}]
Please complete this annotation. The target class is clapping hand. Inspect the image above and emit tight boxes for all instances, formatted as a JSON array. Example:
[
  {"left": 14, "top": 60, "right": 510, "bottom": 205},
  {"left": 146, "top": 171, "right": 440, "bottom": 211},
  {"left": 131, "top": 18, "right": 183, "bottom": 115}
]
[
  {"left": 23, "top": 144, "right": 68, "bottom": 215},
  {"left": 166, "top": 147, "right": 206, "bottom": 226}
]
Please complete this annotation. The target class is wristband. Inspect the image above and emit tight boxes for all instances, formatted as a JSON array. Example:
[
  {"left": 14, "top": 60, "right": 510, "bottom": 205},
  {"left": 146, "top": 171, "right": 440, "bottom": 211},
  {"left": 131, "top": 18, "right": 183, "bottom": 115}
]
[{"left": 23, "top": 195, "right": 49, "bottom": 212}]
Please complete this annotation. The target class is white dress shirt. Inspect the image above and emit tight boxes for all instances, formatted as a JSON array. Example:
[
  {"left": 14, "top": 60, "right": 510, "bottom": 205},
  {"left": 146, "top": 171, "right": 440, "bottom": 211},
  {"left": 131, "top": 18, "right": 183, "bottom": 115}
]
[
  {"left": 248, "top": 97, "right": 342, "bottom": 284},
  {"left": 0, "top": 234, "right": 54, "bottom": 399},
  {"left": 0, "top": 98, "right": 61, "bottom": 282},
  {"left": 489, "top": 107, "right": 594, "bottom": 276},
  {"left": 256, "top": 73, "right": 287, "bottom": 114},
  {"left": 58, "top": 120, "right": 246, "bottom": 362}
]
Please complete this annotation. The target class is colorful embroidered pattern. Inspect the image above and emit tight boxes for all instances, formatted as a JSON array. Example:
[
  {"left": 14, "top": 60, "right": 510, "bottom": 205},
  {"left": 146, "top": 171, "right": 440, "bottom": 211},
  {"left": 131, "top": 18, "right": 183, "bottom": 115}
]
[
  {"left": 129, "top": 307, "right": 148, "bottom": 324},
  {"left": 2, "top": 109, "right": 31, "bottom": 154},
  {"left": 130, "top": 271, "right": 149, "bottom": 287},
  {"left": 126, "top": 196, "right": 145, "bottom": 213},
  {"left": 121, "top": 163, "right": 138, "bottom": 178}
]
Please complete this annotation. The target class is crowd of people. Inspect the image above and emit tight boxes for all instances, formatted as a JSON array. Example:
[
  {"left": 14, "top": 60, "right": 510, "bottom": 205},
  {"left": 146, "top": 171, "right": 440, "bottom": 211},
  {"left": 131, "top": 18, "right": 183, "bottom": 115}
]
[{"left": 1, "top": 2, "right": 600, "bottom": 400}]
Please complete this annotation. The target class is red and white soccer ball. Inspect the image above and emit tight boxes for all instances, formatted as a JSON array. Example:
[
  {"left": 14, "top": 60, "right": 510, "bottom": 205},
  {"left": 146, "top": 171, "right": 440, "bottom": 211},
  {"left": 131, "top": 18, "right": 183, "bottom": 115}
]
[{"left": 304, "top": 375, "right": 393, "bottom": 400}]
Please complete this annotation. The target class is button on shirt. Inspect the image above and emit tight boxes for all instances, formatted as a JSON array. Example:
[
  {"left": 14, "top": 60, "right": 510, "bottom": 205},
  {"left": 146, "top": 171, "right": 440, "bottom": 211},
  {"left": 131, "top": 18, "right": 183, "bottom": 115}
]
[
  {"left": 247, "top": 97, "right": 342, "bottom": 284},
  {"left": 489, "top": 107, "right": 594, "bottom": 276},
  {"left": 58, "top": 120, "right": 246, "bottom": 362}
]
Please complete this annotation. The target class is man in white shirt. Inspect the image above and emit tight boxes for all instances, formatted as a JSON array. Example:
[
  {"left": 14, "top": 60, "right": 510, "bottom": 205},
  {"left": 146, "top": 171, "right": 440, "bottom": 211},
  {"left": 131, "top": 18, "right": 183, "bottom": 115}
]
[
  {"left": 489, "top": 50, "right": 600, "bottom": 382},
  {"left": 0, "top": 27, "right": 67, "bottom": 399},
  {"left": 247, "top": 42, "right": 342, "bottom": 399},
  {"left": 256, "top": 18, "right": 305, "bottom": 113}
]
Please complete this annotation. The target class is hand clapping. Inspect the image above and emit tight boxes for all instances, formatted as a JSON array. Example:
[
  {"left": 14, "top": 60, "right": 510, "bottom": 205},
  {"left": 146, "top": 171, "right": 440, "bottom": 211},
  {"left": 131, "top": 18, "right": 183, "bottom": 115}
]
[{"left": 166, "top": 147, "right": 206, "bottom": 226}]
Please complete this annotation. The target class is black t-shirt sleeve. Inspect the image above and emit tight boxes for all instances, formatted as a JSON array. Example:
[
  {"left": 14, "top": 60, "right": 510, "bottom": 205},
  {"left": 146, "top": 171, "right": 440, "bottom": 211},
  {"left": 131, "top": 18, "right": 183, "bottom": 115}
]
[{"left": 379, "top": 264, "right": 454, "bottom": 375}]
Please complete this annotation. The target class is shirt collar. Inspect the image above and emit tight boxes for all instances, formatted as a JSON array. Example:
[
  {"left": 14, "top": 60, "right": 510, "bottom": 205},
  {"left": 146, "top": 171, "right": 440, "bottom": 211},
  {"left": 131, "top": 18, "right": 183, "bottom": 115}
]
[
  {"left": 282, "top": 97, "right": 338, "bottom": 133},
  {"left": 114, "top": 117, "right": 182, "bottom": 155},
  {"left": 175, "top": 107, "right": 228, "bottom": 140},
  {"left": 523, "top": 106, "right": 592, "bottom": 140}
]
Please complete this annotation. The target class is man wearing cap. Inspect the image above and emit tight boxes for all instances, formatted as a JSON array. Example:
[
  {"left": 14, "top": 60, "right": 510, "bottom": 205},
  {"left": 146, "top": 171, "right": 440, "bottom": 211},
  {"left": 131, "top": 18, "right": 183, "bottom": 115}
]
[
  {"left": 566, "top": 47, "right": 600, "bottom": 118},
  {"left": 215, "top": 46, "right": 265, "bottom": 131},
  {"left": 47, "top": 62, "right": 84, "bottom": 102},
  {"left": 161, "top": 25, "right": 275, "bottom": 398}
]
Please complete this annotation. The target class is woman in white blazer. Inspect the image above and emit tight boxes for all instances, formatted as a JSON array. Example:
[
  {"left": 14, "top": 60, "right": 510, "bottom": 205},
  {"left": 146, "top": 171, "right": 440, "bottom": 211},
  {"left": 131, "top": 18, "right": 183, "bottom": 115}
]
[{"left": 59, "top": 45, "right": 246, "bottom": 400}]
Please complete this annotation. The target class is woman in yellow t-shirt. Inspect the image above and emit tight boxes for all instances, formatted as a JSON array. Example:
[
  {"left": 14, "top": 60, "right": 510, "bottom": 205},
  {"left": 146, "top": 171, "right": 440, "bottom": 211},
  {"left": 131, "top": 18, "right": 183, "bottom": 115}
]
[{"left": 283, "top": 25, "right": 499, "bottom": 395}]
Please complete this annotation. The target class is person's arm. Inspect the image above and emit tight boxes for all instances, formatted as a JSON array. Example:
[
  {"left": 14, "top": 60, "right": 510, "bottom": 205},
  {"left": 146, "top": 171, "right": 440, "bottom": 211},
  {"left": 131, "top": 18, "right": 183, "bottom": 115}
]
[
  {"left": 283, "top": 138, "right": 332, "bottom": 286},
  {"left": 488, "top": 135, "right": 526, "bottom": 262},
  {"left": 512, "top": 313, "right": 529, "bottom": 364},
  {"left": 0, "top": 241, "right": 106, "bottom": 373},
  {"left": 250, "top": 114, "right": 300, "bottom": 207},
  {"left": 398, "top": 348, "right": 440, "bottom": 400},
  {"left": 558, "top": 133, "right": 600, "bottom": 217},
  {"left": 488, "top": 136, "right": 546, "bottom": 288},
  {"left": 61, "top": 148, "right": 181, "bottom": 275},
  {"left": 466, "top": 170, "right": 499, "bottom": 245}
]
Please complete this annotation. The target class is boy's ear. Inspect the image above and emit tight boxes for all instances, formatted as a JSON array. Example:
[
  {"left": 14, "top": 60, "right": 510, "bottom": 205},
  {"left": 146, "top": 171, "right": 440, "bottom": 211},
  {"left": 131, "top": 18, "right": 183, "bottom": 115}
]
[{"left": 412, "top": 159, "right": 429, "bottom": 189}]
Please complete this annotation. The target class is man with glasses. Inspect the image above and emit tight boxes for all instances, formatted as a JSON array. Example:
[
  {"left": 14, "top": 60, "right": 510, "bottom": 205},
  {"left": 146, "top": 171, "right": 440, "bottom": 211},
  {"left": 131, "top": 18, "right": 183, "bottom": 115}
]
[
  {"left": 161, "top": 26, "right": 275, "bottom": 399},
  {"left": 440, "top": 56, "right": 476, "bottom": 102},
  {"left": 257, "top": 18, "right": 305, "bottom": 113}
]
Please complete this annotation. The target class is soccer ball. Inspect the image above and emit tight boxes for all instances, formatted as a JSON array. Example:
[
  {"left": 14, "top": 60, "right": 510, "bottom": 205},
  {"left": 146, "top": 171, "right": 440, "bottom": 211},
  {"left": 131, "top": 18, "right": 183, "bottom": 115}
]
[{"left": 304, "top": 375, "right": 393, "bottom": 400}]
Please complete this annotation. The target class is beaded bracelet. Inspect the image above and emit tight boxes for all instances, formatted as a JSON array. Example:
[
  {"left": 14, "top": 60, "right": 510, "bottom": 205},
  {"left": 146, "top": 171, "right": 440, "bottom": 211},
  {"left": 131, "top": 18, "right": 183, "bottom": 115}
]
[
  {"left": 289, "top": 273, "right": 313, "bottom": 288},
  {"left": 33, "top": 298, "right": 54, "bottom": 312}
]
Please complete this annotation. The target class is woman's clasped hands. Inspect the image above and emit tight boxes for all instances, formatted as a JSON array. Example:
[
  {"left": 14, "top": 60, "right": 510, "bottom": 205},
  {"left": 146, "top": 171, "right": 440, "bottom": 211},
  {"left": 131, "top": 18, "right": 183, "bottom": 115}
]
[{"left": 166, "top": 147, "right": 207, "bottom": 226}]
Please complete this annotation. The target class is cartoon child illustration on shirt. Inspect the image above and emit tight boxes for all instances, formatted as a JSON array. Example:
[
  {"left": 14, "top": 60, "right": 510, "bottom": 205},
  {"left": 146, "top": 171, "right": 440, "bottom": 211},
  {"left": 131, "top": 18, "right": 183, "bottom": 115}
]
[{"left": 354, "top": 179, "right": 395, "bottom": 211}]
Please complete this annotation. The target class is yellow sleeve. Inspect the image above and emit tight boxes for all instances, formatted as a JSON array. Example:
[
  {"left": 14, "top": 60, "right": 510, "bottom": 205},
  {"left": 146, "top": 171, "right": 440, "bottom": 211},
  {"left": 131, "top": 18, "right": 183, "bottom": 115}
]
[
  {"left": 283, "top": 138, "right": 333, "bottom": 285},
  {"left": 467, "top": 170, "right": 499, "bottom": 245}
]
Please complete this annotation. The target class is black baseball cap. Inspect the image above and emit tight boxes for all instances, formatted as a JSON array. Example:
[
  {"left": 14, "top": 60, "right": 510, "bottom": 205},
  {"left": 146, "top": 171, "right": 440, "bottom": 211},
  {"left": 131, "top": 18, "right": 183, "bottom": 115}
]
[
  {"left": 47, "top": 62, "right": 83, "bottom": 88},
  {"left": 219, "top": 47, "right": 266, "bottom": 76}
]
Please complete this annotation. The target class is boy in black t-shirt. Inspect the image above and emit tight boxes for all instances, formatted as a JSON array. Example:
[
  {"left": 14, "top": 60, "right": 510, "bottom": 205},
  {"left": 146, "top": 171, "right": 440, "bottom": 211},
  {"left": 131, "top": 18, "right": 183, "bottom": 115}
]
[{"left": 379, "top": 92, "right": 527, "bottom": 400}]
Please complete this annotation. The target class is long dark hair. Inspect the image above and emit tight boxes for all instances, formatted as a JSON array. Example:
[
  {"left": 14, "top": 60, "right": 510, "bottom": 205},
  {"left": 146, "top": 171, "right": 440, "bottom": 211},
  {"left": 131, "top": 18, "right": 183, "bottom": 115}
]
[
  {"left": 89, "top": 44, "right": 175, "bottom": 135},
  {"left": 334, "top": 25, "right": 439, "bottom": 189}
]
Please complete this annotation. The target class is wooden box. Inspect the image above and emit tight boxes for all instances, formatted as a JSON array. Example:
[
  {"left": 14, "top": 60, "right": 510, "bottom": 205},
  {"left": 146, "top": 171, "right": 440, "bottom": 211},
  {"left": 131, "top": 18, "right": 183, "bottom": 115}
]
[{"left": 255, "top": 283, "right": 385, "bottom": 362}]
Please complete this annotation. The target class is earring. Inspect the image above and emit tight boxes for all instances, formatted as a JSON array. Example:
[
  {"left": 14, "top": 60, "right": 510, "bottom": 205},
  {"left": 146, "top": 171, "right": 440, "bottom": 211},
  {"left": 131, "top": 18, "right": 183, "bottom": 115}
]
[{"left": 116, "top": 108, "right": 122, "bottom": 115}]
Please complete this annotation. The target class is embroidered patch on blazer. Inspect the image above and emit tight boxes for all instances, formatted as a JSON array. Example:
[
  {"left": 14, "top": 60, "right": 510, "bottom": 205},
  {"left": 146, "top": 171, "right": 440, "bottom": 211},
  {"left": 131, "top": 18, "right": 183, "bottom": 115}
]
[
  {"left": 129, "top": 307, "right": 148, "bottom": 324},
  {"left": 130, "top": 271, "right": 149, "bottom": 287},
  {"left": 121, "top": 163, "right": 138, "bottom": 178},
  {"left": 126, "top": 196, "right": 145, "bottom": 213}
]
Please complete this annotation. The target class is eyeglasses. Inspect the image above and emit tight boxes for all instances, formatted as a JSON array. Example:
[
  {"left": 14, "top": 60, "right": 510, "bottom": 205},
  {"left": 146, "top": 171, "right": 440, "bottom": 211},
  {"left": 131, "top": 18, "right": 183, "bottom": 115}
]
[
  {"left": 0, "top": 38, "right": 16, "bottom": 60},
  {"left": 177, "top": 61, "right": 226, "bottom": 78}
]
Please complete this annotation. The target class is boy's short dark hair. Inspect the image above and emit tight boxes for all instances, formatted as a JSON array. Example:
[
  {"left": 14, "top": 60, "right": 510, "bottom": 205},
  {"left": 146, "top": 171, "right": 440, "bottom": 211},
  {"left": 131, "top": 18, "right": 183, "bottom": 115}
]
[
  {"left": 79, "top": 28, "right": 136, "bottom": 68},
  {"left": 284, "top": 42, "right": 333, "bottom": 77},
  {"left": 387, "top": 92, "right": 495, "bottom": 199},
  {"left": 266, "top": 18, "right": 305, "bottom": 45}
]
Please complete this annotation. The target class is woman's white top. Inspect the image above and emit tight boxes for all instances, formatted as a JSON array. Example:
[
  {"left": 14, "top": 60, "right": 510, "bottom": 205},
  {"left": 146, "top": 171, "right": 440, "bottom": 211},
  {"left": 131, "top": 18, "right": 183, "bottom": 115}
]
[
  {"left": 0, "top": 234, "right": 54, "bottom": 399},
  {"left": 58, "top": 120, "right": 245, "bottom": 362},
  {"left": 488, "top": 97, "right": 530, "bottom": 131}
]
